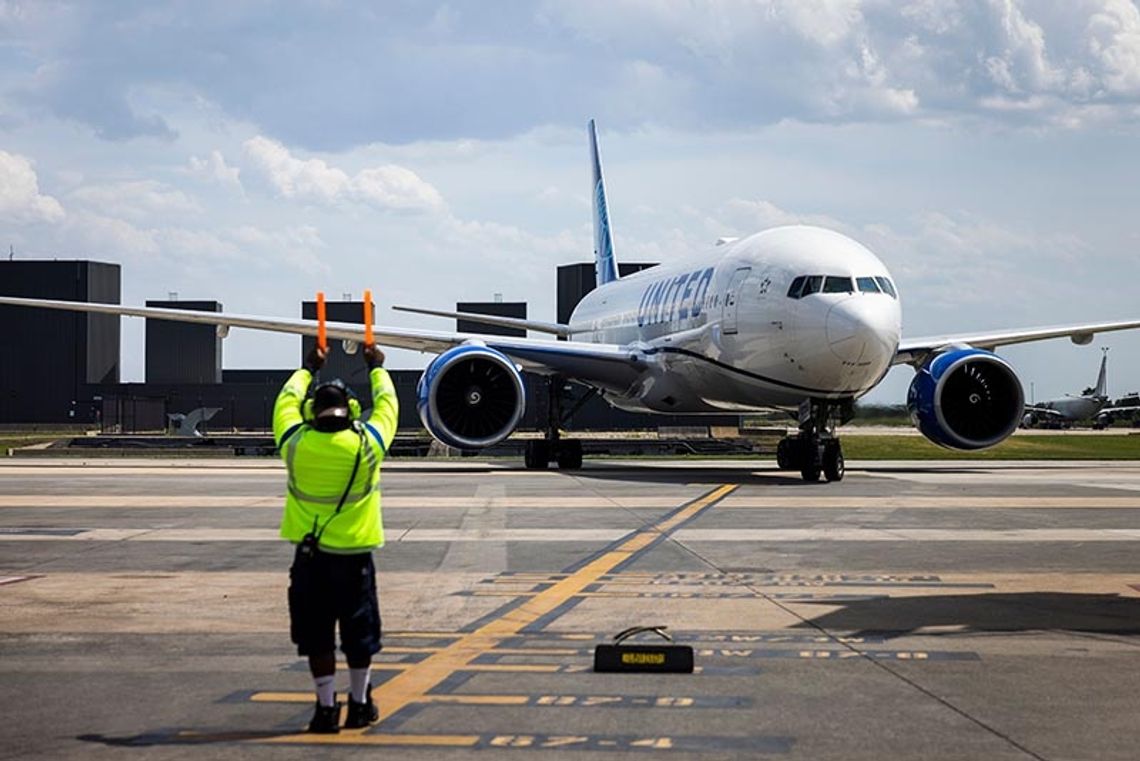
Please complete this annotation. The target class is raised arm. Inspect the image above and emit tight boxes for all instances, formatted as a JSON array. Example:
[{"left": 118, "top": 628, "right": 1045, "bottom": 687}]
[{"left": 363, "top": 344, "right": 399, "bottom": 454}]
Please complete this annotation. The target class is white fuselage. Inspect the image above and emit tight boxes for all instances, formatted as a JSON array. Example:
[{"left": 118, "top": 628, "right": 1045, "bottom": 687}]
[{"left": 568, "top": 226, "right": 902, "bottom": 413}]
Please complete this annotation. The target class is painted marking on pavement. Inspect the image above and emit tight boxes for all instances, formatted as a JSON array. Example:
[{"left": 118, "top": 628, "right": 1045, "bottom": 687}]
[
  {"left": 4, "top": 526, "right": 1136, "bottom": 542},
  {"left": 455, "top": 589, "right": 886, "bottom": 601},
  {"left": 246, "top": 691, "right": 750, "bottom": 709},
  {"left": 360, "top": 484, "right": 737, "bottom": 726},
  {"left": 251, "top": 731, "right": 790, "bottom": 752},
  {"left": 0, "top": 575, "right": 40, "bottom": 586},
  {"left": 717, "top": 496, "right": 1140, "bottom": 509}
]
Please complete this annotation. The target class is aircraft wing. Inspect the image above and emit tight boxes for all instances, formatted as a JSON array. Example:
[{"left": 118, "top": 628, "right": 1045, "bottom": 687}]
[
  {"left": 0, "top": 296, "right": 642, "bottom": 392},
  {"left": 392, "top": 305, "right": 576, "bottom": 338},
  {"left": 894, "top": 318, "right": 1140, "bottom": 365},
  {"left": 1023, "top": 405, "right": 1065, "bottom": 418},
  {"left": 1101, "top": 404, "right": 1140, "bottom": 416}
]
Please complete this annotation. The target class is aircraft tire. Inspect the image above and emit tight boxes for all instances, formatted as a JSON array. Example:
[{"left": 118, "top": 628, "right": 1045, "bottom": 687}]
[
  {"left": 776, "top": 438, "right": 796, "bottom": 470},
  {"left": 556, "top": 440, "right": 583, "bottom": 470},
  {"left": 800, "top": 463, "right": 821, "bottom": 482},
  {"left": 823, "top": 441, "right": 844, "bottom": 482},
  {"left": 524, "top": 441, "right": 549, "bottom": 470}
]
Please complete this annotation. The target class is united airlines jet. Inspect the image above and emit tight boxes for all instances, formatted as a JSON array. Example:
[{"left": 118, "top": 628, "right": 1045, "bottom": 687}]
[{"left": 4, "top": 120, "right": 1140, "bottom": 481}]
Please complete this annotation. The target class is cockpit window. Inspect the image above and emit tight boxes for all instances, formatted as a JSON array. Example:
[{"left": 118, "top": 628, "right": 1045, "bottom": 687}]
[
  {"left": 822, "top": 276, "right": 854, "bottom": 294},
  {"left": 856, "top": 277, "right": 880, "bottom": 293},
  {"left": 801, "top": 275, "right": 823, "bottom": 296},
  {"left": 873, "top": 276, "right": 897, "bottom": 298},
  {"left": 787, "top": 276, "right": 805, "bottom": 298}
]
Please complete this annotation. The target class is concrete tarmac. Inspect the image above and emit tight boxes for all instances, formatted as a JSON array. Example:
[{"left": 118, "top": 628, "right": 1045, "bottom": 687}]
[{"left": 1, "top": 457, "right": 1138, "bottom": 760}]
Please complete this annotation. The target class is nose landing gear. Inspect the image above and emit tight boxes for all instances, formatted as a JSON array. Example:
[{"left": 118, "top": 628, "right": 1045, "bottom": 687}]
[{"left": 775, "top": 399, "right": 852, "bottom": 483}]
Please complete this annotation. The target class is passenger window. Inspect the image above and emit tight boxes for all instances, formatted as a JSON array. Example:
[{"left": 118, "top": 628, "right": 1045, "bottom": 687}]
[
  {"left": 856, "top": 277, "right": 880, "bottom": 293},
  {"left": 874, "top": 276, "right": 897, "bottom": 298},
  {"left": 801, "top": 276, "right": 823, "bottom": 296},
  {"left": 787, "top": 276, "right": 805, "bottom": 299},
  {"left": 822, "top": 276, "right": 854, "bottom": 294}
]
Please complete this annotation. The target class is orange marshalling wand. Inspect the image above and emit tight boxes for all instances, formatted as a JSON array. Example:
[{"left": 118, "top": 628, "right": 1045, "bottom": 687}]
[
  {"left": 316, "top": 291, "right": 327, "bottom": 351},
  {"left": 363, "top": 289, "right": 374, "bottom": 345}
]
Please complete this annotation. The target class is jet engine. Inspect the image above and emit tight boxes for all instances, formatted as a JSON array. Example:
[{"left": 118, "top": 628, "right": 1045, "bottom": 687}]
[
  {"left": 417, "top": 345, "right": 526, "bottom": 450},
  {"left": 906, "top": 348, "right": 1024, "bottom": 450}
]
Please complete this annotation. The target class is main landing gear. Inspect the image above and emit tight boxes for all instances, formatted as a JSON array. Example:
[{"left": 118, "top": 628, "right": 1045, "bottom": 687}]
[
  {"left": 523, "top": 376, "right": 592, "bottom": 470},
  {"left": 775, "top": 399, "right": 853, "bottom": 483}
]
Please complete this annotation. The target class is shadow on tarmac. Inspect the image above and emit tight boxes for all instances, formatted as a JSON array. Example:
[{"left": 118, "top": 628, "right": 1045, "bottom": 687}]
[
  {"left": 572, "top": 465, "right": 806, "bottom": 486},
  {"left": 791, "top": 591, "right": 1140, "bottom": 639},
  {"left": 567, "top": 462, "right": 999, "bottom": 485},
  {"left": 78, "top": 729, "right": 296, "bottom": 747}
]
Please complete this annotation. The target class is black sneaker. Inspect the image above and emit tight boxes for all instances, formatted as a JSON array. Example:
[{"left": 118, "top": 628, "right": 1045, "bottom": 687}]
[
  {"left": 344, "top": 687, "right": 378, "bottom": 729},
  {"left": 307, "top": 699, "right": 341, "bottom": 734}
]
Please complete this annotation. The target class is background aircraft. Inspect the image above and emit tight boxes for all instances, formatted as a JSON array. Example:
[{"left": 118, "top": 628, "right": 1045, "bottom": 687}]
[
  {"left": 3, "top": 121, "right": 1140, "bottom": 482},
  {"left": 1022, "top": 349, "right": 1110, "bottom": 429},
  {"left": 1098, "top": 392, "right": 1140, "bottom": 428}
]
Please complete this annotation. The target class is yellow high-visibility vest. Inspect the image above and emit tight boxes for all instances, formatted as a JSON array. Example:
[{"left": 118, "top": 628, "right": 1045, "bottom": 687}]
[{"left": 273, "top": 367, "right": 399, "bottom": 552}]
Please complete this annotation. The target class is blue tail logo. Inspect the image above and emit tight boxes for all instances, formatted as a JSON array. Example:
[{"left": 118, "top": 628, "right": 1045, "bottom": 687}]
[{"left": 589, "top": 119, "right": 619, "bottom": 286}]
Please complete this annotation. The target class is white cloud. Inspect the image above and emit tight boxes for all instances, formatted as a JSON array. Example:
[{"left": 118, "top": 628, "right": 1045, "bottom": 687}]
[
  {"left": 9, "top": 2, "right": 1140, "bottom": 147},
  {"left": 68, "top": 180, "right": 200, "bottom": 221},
  {"left": 61, "top": 210, "right": 158, "bottom": 259},
  {"left": 1084, "top": 0, "right": 1140, "bottom": 95},
  {"left": 0, "top": 149, "right": 64, "bottom": 223},
  {"left": 242, "top": 136, "right": 444, "bottom": 211},
  {"left": 187, "top": 150, "right": 242, "bottom": 190}
]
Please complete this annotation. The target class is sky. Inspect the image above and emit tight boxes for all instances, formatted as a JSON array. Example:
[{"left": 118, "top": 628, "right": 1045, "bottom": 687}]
[{"left": 3, "top": 0, "right": 1140, "bottom": 405}]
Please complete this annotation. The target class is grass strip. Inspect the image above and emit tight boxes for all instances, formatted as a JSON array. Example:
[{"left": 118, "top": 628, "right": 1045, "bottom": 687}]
[{"left": 841, "top": 434, "right": 1140, "bottom": 460}]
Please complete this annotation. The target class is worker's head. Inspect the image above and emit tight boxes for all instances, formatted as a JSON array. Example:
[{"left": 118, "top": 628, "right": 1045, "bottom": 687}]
[{"left": 310, "top": 379, "right": 353, "bottom": 432}]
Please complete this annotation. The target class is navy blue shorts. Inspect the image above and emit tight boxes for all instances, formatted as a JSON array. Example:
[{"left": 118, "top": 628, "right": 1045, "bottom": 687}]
[{"left": 288, "top": 546, "right": 381, "bottom": 659}]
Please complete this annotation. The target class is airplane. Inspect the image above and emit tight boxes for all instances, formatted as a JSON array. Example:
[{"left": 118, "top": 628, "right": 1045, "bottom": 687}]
[
  {"left": 1021, "top": 349, "right": 1110, "bottom": 429},
  {"left": 1097, "top": 392, "right": 1140, "bottom": 428},
  {"left": 4, "top": 119, "right": 1140, "bottom": 482}
]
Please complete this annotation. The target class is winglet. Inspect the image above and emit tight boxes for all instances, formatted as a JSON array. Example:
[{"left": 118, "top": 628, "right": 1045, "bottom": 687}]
[{"left": 589, "top": 119, "right": 619, "bottom": 287}]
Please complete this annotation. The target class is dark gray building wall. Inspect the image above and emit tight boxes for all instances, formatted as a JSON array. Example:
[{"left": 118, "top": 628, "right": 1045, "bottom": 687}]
[
  {"left": 0, "top": 260, "right": 120, "bottom": 423},
  {"left": 145, "top": 300, "right": 222, "bottom": 384},
  {"left": 456, "top": 301, "right": 526, "bottom": 337},
  {"left": 300, "top": 299, "right": 372, "bottom": 386},
  {"left": 94, "top": 370, "right": 731, "bottom": 433},
  {"left": 97, "top": 369, "right": 422, "bottom": 432}
]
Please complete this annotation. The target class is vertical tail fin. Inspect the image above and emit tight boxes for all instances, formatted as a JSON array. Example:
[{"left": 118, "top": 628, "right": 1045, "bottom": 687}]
[
  {"left": 589, "top": 119, "right": 619, "bottom": 287},
  {"left": 1094, "top": 348, "right": 1108, "bottom": 398}
]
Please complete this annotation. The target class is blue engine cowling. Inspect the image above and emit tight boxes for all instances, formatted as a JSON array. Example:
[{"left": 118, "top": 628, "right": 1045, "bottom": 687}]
[
  {"left": 906, "top": 348, "right": 1024, "bottom": 450},
  {"left": 417, "top": 345, "right": 526, "bottom": 450}
]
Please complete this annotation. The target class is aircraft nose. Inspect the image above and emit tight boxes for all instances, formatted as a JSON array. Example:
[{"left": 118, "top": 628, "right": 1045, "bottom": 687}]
[{"left": 826, "top": 298, "right": 899, "bottom": 364}]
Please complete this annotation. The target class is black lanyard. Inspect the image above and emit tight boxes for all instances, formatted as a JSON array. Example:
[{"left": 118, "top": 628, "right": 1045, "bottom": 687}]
[{"left": 307, "top": 426, "right": 366, "bottom": 546}]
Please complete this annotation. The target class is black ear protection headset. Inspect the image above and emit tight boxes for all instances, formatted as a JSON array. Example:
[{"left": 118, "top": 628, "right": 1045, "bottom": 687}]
[{"left": 302, "top": 378, "right": 363, "bottom": 425}]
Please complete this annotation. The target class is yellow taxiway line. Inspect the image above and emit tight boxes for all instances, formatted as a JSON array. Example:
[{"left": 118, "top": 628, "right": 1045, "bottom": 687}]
[{"left": 364, "top": 484, "right": 735, "bottom": 724}]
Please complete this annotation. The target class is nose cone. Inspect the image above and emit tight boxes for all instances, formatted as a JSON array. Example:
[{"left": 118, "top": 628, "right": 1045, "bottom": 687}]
[{"left": 827, "top": 298, "right": 900, "bottom": 365}]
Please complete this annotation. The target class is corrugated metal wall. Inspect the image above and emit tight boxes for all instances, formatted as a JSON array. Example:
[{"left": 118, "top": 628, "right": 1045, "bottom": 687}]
[
  {"left": 0, "top": 260, "right": 119, "bottom": 423},
  {"left": 145, "top": 300, "right": 222, "bottom": 384},
  {"left": 456, "top": 301, "right": 526, "bottom": 337}
]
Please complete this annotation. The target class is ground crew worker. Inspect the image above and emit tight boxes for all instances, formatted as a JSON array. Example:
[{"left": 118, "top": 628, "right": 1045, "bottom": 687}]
[{"left": 273, "top": 342, "right": 398, "bottom": 733}]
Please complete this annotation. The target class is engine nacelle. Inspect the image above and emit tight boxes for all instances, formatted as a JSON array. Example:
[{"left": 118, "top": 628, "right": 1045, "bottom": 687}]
[
  {"left": 417, "top": 345, "right": 526, "bottom": 450},
  {"left": 907, "top": 348, "right": 1024, "bottom": 450}
]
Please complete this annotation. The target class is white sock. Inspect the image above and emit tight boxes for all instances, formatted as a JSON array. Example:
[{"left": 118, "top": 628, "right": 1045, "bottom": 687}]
[
  {"left": 314, "top": 674, "right": 336, "bottom": 707},
  {"left": 349, "top": 667, "right": 371, "bottom": 703}
]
